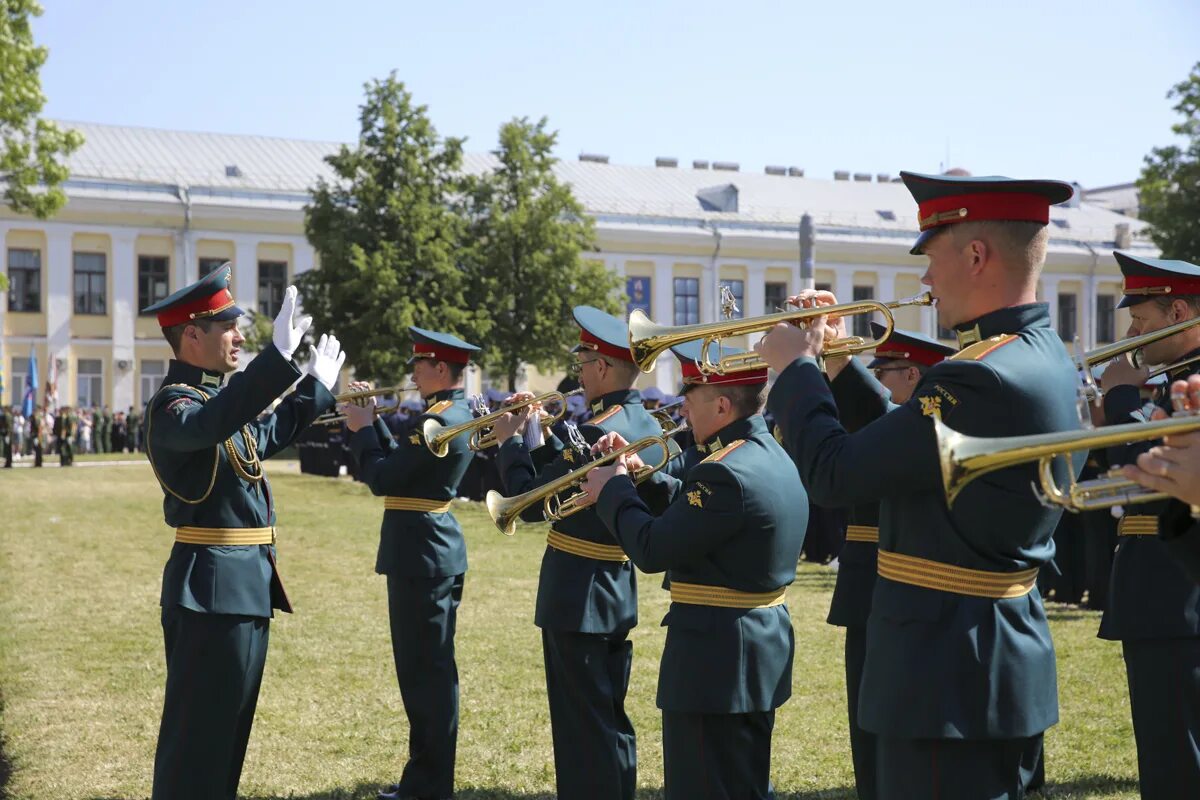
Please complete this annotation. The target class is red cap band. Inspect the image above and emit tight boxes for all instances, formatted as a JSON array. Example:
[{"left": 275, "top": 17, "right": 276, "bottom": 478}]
[
  {"left": 579, "top": 329, "right": 635, "bottom": 362},
  {"left": 411, "top": 343, "right": 472, "bottom": 365},
  {"left": 873, "top": 345, "right": 947, "bottom": 368},
  {"left": 917, "top": 192, "right": 1050, "bottom": 232},
  {"left": 156, "top": 288, "right": 236, "bottom": 328},
  {"left": 1123, "top": 275, "right": 1200, "bottom": 296},
  {"left": 680, "top": 358, "right": 767, "bottom": 386}
]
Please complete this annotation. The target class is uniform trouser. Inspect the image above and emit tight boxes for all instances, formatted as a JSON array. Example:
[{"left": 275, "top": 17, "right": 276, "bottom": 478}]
[
  {"left": 2, "top": 438, "right": 11, "bottom": 467},
  {"left": 1123, "top": 638, "right": 1200, "bottom": 799},
  {"left": 876, "top": 734, "right": 1043, "bottom": 799},
  {"left": 844, "top": 626, "right": 876, "bottom": 800},
  {"left": 387, "top": 573, "right": 463, "bottom": 798},
  {"left": 60, "top": 440, "right": 73, "bottom": 466},
  {"left": 661, "top": 709, "right": 775, "bottom": 800},
  {"left": 541, "top": 628, "right": 637, "bottom": 800},
  {"left": 152, "top": 606, "right": 269, "bottom": 800}
]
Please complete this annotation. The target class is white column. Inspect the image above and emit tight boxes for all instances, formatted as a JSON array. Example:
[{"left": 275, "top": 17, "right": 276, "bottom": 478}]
[
  {"left": 0, "top": 221, "right": 10, "bottom": 367},
  {"left": 233, "top": 237, "right": 258, "bottom": 314},
  {"left": 877, "top": 269, "right": 896, "bottom": 331},
  {"left": 834, "top": 265, "right": 853, "bottom": 306},
  {"left": 1042, "top": 275, "right": 1061, "bottom": 340},
  {"left": 174, "top": 227, "right": 192, "bottom": 292},
  {"left": 1081, "top": 273, "right": 1095, "bottom": 351},
  {"left": 111, "top": 232, "right": 137, "bottom": 411},
  {"left": 45, "top": 226, "right": 73, "bottom": 396},
  {"left": 292, "top": 238, "right": 316, "bottom": 280},
  {"left": 652, "top": 258, "right": 676, "bottom": 392}
]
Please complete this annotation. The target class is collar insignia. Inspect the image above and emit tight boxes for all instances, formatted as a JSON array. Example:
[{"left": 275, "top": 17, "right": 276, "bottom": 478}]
[
  {"left": 955, "top": 325, "right": 982, "bottom": 349},
  {"left": 563, "top": 448, "right": 576, "bottom": 463},
  {"left": 409, "top": 432, "right": 422, "bottom": 445},
  {"left": 200, "top": 373, "right": 221, "bottom": 388}
]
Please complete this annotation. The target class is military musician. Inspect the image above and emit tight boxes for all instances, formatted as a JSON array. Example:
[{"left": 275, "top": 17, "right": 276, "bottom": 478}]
[
  {"left": 142, "top": 267, "right": 343, "bottom": 800},
  {"left": 341, "top": 327, "right": 481, "bottom": 800},
  {"left": 755, "top": 172, "right": 1083, "bottom": 799}
]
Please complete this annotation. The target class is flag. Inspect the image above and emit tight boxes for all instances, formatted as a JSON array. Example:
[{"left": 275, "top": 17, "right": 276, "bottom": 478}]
[
  {"left": 22, "top": 349, "right": 38, "bottom": 418},
  {"left": 46, "top": 355, "right": 58, "bottom": 414}
]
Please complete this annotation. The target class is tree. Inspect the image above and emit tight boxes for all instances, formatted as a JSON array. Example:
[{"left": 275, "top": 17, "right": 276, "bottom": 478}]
[
  {"left": 299, "top": 74, "right": 487, "bottom": 382},
  {"left": 1138, "top": 61, "right": 1200, "bottom": 262},
  {"left": 1, "top": 0, "right": 83, "bottom": 222},
  {"left": 463, "top": 117, "right": 621, "bottom": 390}
]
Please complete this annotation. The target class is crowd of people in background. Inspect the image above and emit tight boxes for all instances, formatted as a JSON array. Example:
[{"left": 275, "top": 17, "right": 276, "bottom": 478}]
[{"left": 0, "top": 403, "right": 147, "bottom": 463}]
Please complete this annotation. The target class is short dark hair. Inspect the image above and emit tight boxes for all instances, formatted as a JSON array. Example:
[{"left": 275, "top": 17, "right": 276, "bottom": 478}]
[
  {"left": 600, "top": 355, "right": 640, "bottom": 387},
  {"left": 711, "top": 383, "right": 765, "bottom": 418},
  {"left": 162, "top": 319, "right": 216, "bottom": 356},
  {"left": 1150, "top": 295, "right": 1200, "bottom": 317}
]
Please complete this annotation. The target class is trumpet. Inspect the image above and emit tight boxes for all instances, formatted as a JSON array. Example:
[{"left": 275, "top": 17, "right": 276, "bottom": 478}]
[
  {"left": 422, "top": 388, "right": 585, "bottom": 457},
  {"left": 629, "top": 293, "right": 935, "bottom": 374},
  {"left": 936, "top": 412, "right": 1200, "bottom": 512},
  {"left": 649, "top": 399, "right": 684, "bottom": 431},
  {"left": 485, "top": 422, "right": 688, "bottom": 536},
  {"left": 313, "top": 384, "right": 419, "bottom": 426},
  {"left": 1076, "top": 317, "right": 1200, "bottom": 404}
]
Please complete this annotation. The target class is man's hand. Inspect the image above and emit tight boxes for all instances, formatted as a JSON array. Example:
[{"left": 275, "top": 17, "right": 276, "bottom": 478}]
[
  {"left": 273, "top": 285, "right": 312, "bottom": 361},
  {"left": 754, "top": 321, "right": 827, "bottom": 373},
  {"left": 591, "top": 431, "right": 645, "bottom": 472},
  {"left": 581, "top": 462, "right": 629, "bottom": 505},
  {"left": 341, "top": 401, "right": 375, "bottom": 433},
  {"left": 490, "top": 392, "right": 539, "bottom": 444},
  {"left": 1098, "top": 355, "right": 1150, "bottom": 393},
  {"left": 306, "top": 333, "right": 346, "bottom": 391}
]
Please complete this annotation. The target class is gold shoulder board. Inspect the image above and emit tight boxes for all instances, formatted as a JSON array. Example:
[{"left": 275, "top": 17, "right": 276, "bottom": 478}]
[
  {"left": 949, "top": 334, "right": 1017, "bottom": 362},
  {"left": 426, "top": 400, "right": 453, "bottom": 415}
]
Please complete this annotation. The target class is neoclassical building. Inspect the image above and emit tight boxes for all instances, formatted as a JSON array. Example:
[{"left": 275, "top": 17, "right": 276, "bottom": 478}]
[{"left": 1, "top": 122, "right": 1157, "bottom": 410}]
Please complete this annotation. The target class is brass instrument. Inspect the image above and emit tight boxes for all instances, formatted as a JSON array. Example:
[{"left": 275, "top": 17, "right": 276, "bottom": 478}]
[
  {"left": 936, "top": 412, "right": 1200, "bottom": 511},
  {"left": 628, "top": 293, "right": 935, "bottom": 374},
  {"left": 649, "top": 399, "right": 684, "bottom": 431},
  {"left": 313, "top": 384, "right": 418, "bottom": 426},
  {"left": 422, "top": 388, "right": 585, "bottom": 457},
  {"left": 1077, "top": 316, "right": 1200, "bottom": 404},
  {"left": 485, "top": 422, "right": 688, "bottom": 536}
]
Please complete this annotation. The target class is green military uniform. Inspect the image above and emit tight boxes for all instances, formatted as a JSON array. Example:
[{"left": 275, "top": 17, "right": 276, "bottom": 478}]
[
  {"left": 98, "top": 407, "right": 111, "bottom": 453},
  {"left": 59, "top": 408, "right": 77, "bottom": 466},
  {"left": 1159, "top": 501, "right": 1200, "bottom": 585},
  {"left": 1096, "top": 253, "right": 1200, "bottom": 799},
  {"left": 348, "top": 327, "right": 480, "bottom": 800},
  {"left": 826, "top": 325, "right": 954, "bottom": 800},
  {"left": 32, "top": 410, "right": 45, "bottom": 467},
  {"left": 143, "top": 267, "right": 335, "bottom": 800},
  {"left": 596, "top": 344, "right": 806, "bottom": 799},
  {"left": 494, "top": 306, "right": 666, "bottom": 800},
  {"left": 769, "top": 172, "right": 1082, "bottom": 799}
]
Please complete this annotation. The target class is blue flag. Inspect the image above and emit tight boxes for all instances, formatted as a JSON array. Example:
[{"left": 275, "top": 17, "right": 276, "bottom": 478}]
[{"left": 22, "top": 349, "right": 38, "bottom": 418}]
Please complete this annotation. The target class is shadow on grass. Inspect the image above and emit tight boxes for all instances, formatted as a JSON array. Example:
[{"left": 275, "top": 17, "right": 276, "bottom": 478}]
[{"left": 1035, "top": 775, "right": 1140, "bottom": 797}]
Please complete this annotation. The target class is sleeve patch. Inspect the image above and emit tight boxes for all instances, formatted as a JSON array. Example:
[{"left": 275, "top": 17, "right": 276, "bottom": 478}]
[
  {"left": 685, "top": 481, "right": 712, "bottom": 508},
  {"left": 917, "top": 384, "right": 959, "bottom": 419},
  {"left": 409, "top": 432, "right": 423, "bottom": 445},
  {"left": 165, "top": 396, "right": 199, "bottom": 416}
]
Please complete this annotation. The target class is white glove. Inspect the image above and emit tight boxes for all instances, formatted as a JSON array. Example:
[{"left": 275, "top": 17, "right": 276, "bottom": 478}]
[
  {"left": 272, "top": 285, "right": 311, "bottom": 361},
  {"left": 306, "top": 333, "right": 346, "bottom": 391}
]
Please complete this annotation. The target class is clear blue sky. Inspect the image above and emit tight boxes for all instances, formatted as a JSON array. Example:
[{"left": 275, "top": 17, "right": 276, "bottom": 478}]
[{"left": 33, "top": 0, "right": 1200, "bottom": 188}]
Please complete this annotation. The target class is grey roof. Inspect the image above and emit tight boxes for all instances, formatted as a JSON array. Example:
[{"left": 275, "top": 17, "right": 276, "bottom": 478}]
[{"left": 54, "top": 121, "right": 1152, "bottom": 246}]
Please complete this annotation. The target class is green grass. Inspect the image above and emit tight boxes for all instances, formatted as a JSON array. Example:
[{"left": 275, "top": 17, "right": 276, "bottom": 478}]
[{"left": 0, "top": 464, "right": 1139, "bottom": 799}]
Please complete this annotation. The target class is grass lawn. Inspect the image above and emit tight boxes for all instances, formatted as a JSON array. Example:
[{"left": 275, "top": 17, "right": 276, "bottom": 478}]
[{"left": 0, "top": 463, "right": 1139, "bottom": 799}]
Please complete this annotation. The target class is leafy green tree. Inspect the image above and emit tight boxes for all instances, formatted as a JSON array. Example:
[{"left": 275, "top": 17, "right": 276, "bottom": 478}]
[
  {"left": 299, "top": 74, "right": 486, "bottom": 382},
  {"left": 1, "top": 0, "right": 83, "bottom": 222},
  {"left": 1139, "top": 61, "right": 1200, "bottom": 262},
  {"left": 463, "top": 117, "right": 620, "bottom": 390}
]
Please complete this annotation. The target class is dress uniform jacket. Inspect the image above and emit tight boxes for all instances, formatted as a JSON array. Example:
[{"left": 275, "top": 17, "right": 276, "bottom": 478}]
[
  {"left": 152, "top": 345, "right": 334, "bottom": 617},
  {"left": 1160, "top": 501, "right": 1200, "bottom": 585},
  {"left": 1098, "top": 349, "right": 1200, "bottom": 642},
  {"left": 768, "top": 304, "right": 1082, "bottom": 741},
  {"left": 350, "top": 388, "right": 473, "bottom": 577},
  {"left": 595, "top": 414, "right": 808, "bottom": 713},
  {"left": 496, "top": 388, "right": 665, "bottom": 634}
]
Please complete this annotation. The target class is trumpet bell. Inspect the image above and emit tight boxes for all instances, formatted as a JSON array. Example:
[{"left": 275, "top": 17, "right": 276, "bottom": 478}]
[{"left": 485, "top": 489, "right": 520, "bottom": 537}]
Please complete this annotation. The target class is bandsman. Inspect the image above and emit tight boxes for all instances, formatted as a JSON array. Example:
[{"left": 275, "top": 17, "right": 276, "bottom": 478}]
[
  {"left": 142, "top": 266, "right": 343, "bottom": 800},
  {"left": 581, "top": 343, "right": 807, "bottom": 799},
  {"left": 488, "top": 306, "right": 668, "bottom": 800},
  {"left": 342, "top": 327, "right": 481, "bottom": 800},
  {"left": 1093, "top": 253, "right": 1200, "bottom": 798},
  {"left": 756, "top": 171, "right": 1083, "bottom": 799},
  {"left": 822, "top": 323, "right": 953, "bottom": 800}
]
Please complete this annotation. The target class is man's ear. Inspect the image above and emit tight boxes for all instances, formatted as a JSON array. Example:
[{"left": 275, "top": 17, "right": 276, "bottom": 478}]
[{"left": 967, "top": 238, "right": 989, "bottom": 275}]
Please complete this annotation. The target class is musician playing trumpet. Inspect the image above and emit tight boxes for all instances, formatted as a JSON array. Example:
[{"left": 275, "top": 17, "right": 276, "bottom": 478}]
[
  {"left": 580, "top": 347, "right": 806, "bottom": 800},
  {"left": 340, "top": 326, "right": 481, "bottom": 800}
]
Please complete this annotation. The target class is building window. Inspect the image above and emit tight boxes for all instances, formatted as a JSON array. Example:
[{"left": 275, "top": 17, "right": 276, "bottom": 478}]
[
  {"left": 852, "top": 285, "right": 874, "bottom": 338},
  {"left": 198, "top": 258, "right": 226, "bottom": 278},
  {"left": 77, "top": 359, "right": 103, "bottom": 408},
  {"left": 258, "top": 261, "right": 287, "bottom": 317},
  {"left": 719, "top": 279, "right": 744, "bottom": 319},
  {"left": 73, "top": 252, "right": 107, "bottom": 315},
  {"left": 1096, "top": 294, "right": 1116, "bottom": 343},
  {"left": 10, "top": 357, "right": 27, "bottom": 407},
  {"left": 137, "top": 256, "right": 170, "bottom": 314},
  {"left": 140, "top": 359, "right": 166, "bottom": 406},
  {"left": 764, "top": 282, "right": 788, "bottom": 314},
  {"left": 674, "top": 277, "right": 700, "bottom": 325},
  {"left": 7, "top": 248, "right": 41, "bottom": 312},
  {"left": 1058, "top": 292, "right": 1078, "bottom": 341}
]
